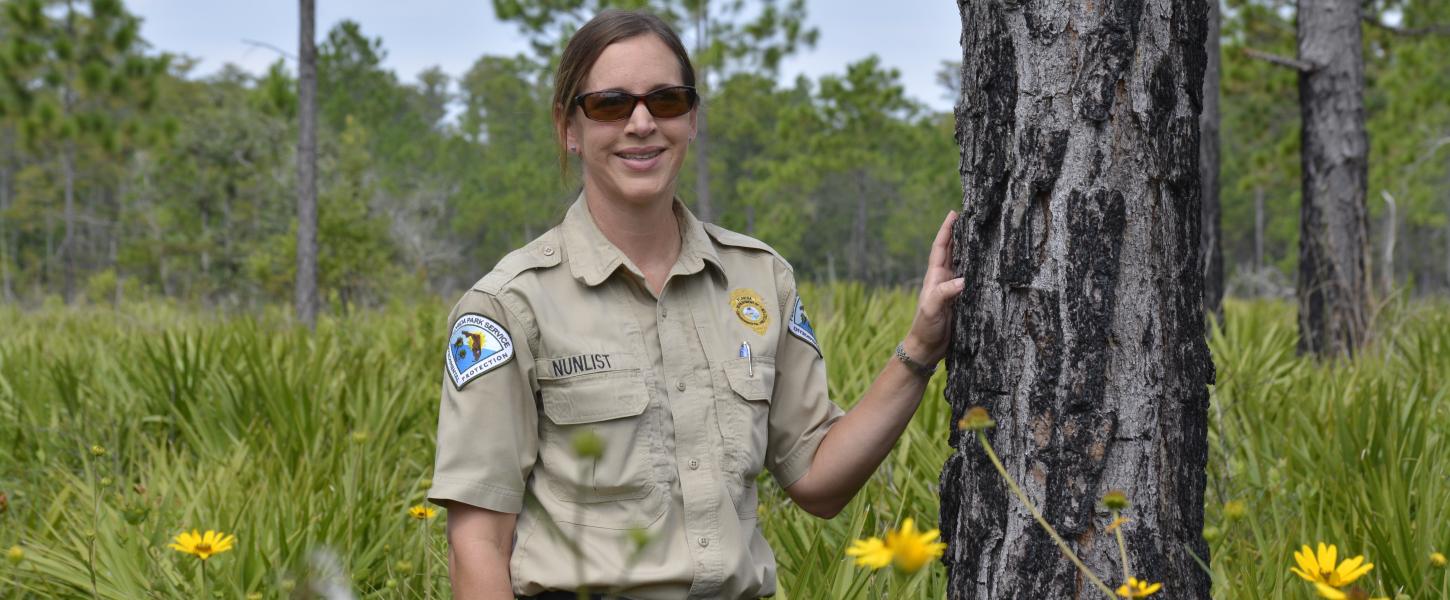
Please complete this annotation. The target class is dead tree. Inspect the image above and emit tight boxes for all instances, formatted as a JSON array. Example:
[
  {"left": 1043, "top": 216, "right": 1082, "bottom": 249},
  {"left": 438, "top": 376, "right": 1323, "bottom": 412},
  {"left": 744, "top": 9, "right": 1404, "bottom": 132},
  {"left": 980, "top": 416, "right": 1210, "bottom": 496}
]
[{"left": 941, "top": 0, "right": 1214, "bottom": 597}]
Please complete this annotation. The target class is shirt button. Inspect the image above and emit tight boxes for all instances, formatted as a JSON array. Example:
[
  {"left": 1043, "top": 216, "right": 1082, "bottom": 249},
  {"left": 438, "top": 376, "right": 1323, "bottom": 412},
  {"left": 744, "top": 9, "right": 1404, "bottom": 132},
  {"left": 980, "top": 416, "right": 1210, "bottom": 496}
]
[
  {"left": 698, "top": 537, "right": 709, "bottom": 548},
  {"left": 542, "top": 246, "right": 555, "bottom": 256},
  {"left": 676, "top": 380, "right": 686, "bottom": 392},
  {"left": 660, "top": 307, "right": 668, "bottom": 318},
  {"left": 688, "top": 458, "right": 700, "bottom": 470}
]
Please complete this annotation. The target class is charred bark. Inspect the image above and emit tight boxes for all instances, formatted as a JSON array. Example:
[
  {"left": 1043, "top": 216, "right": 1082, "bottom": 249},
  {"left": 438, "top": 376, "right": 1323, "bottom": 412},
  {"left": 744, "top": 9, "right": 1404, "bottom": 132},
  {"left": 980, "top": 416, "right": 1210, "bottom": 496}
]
[
  {"left": 1295, "top": 0, "right": 1369, "bottom": 357},
  {"left": 1201, "top": 0, "right": 1223, "bottom": 320},
  {"left": 943, "top": 1, "right": 1213, "bottom": 598}
]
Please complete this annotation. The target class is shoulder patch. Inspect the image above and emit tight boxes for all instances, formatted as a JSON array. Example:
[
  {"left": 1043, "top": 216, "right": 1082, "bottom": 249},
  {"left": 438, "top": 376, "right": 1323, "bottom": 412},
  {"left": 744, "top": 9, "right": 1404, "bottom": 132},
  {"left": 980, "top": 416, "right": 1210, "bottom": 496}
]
[
  {"left": 787, "top": 296, "right": 822, "bottom": 358},
  {"left": 445, "top": 313, "right": 515, "bottom": 390}
]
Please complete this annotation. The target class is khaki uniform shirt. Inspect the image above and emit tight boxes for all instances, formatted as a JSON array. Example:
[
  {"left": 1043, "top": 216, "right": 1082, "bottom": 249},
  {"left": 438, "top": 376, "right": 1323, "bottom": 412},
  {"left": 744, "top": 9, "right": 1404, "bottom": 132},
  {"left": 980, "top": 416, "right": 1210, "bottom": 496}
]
[{"left": 428, "top": 196, "right": 842, "bottom": 599}]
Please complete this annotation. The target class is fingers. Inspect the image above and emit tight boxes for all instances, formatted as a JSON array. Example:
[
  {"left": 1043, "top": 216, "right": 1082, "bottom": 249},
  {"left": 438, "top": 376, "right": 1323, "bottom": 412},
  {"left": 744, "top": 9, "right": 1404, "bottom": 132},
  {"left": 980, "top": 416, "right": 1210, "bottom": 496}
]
[
  {"left": 926, "top": 211, "right": 959, "bottom": 276},
  {"left": 922, "top": 277, "right": 967, "bottom": 316}
]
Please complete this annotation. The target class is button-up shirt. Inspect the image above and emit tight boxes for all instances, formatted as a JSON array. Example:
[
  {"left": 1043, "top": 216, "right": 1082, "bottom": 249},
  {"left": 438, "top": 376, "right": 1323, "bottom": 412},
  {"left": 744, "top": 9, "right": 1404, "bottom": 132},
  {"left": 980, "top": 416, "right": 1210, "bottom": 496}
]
[{"left": 428, "top": 195, "right": 842, "bottom": 599}]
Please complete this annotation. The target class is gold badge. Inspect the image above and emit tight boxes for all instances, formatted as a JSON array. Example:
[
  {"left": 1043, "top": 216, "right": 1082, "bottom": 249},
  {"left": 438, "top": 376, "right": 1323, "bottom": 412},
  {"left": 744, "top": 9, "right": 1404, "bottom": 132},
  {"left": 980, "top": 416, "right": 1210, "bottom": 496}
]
[{"left": 730, "top": 288, "right": 769, "bottom": 335}]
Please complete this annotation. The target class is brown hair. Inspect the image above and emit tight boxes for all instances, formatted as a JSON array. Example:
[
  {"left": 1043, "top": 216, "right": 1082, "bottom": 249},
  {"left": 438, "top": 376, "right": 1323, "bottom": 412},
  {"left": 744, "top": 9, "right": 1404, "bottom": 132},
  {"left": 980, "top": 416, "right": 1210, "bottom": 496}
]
[{"left": 551, "top": 10, "right": 696, "bottom": 179}]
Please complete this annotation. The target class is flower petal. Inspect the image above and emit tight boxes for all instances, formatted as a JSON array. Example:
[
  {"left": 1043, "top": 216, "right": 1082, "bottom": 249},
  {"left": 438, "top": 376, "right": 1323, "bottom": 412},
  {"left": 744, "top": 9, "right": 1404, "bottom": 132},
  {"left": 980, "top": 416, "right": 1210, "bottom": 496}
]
[
  {"left": 1312, "top": 582, "right": 1347, "bottom": 600},
  {"left": 1319, "top": 543, "right": 1337, "bottom": 576}
]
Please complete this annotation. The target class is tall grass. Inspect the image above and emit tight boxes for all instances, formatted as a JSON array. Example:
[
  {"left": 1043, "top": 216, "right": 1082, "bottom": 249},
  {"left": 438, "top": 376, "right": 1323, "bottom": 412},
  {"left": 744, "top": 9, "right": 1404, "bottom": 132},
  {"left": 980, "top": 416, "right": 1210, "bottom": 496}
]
[{"left": 1, "top": 291, "right": 1446, "bottom": 598}]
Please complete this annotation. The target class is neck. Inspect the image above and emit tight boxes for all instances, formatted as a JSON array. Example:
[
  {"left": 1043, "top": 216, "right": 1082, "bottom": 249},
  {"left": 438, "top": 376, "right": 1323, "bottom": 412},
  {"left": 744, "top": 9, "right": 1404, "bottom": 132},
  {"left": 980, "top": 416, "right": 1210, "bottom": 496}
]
[{"left": 583, "top": 189, "right": 682, "bottom": 277}]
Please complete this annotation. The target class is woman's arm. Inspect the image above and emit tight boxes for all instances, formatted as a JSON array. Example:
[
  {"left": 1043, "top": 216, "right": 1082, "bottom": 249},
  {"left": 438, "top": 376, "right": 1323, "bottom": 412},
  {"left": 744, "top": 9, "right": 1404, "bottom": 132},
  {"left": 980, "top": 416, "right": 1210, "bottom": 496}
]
[
  {"left": 444, "top": 501, "right": 517, "bottom": 600},
  {"left": 784, "top": 211, "right": 965, "bottom": 519}
]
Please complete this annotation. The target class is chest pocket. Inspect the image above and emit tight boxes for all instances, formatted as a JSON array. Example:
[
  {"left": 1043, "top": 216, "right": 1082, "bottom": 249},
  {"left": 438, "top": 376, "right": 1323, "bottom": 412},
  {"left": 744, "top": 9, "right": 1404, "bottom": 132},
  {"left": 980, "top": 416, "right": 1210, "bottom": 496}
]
[
  {"left": 715, "top": 355, "right": 776, "bottom": 485},
  {"left": 536, "top": 353, "right": 664, "bottom": 529}
]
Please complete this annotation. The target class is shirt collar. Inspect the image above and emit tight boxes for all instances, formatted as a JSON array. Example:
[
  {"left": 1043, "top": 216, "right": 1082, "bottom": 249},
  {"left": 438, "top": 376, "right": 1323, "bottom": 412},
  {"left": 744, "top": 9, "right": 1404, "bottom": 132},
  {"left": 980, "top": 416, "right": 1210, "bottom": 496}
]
[{"left": 560, "top": 192, "right": 725, "bottom": 287}]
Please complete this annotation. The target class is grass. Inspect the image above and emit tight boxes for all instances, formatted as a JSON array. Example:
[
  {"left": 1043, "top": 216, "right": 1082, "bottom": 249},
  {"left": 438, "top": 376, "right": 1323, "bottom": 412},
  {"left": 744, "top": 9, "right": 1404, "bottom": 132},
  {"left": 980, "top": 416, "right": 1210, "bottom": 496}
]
[{"left": 1, "top": 289, "right": 1447, "bottom": 598}]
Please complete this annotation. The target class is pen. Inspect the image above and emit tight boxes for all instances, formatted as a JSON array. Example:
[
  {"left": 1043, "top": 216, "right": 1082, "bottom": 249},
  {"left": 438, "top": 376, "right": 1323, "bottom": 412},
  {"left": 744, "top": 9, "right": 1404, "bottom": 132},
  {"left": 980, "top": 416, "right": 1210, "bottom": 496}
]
[{"left": 739, "top": 341, "right": 753, "bottom": 377}]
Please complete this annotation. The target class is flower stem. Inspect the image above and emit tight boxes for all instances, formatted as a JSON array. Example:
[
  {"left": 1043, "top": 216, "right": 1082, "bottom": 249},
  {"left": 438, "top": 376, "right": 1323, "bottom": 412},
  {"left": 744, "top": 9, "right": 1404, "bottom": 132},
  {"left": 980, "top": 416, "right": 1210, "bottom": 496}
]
[
  {"left": 88, "top": 472, "right": 100, "bottom": 600},
  {"left": 201, "top": 558, "right": 208, "bottom": 599},
  {"left": 976, "top": 432, "right": 1116, "bottom": 598},
  {"left": 1112, "top": 509, "right": 1131, "bottom": 591}
]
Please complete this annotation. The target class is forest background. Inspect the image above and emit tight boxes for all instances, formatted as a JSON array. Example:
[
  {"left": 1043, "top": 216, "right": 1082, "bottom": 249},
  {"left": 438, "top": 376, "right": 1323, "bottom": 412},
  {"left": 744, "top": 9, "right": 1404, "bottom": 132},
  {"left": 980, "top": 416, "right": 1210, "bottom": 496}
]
[{"left": 0, "top": 0, "right": 1445, "bottom": 310}]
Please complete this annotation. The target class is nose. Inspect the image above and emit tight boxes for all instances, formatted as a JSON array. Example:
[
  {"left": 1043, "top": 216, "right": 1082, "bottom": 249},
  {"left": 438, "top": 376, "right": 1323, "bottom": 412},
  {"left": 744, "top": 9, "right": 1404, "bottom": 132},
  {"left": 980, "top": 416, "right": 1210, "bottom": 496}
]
[{"left": 624, "top": 97, "right": 657, "bottom": 137}]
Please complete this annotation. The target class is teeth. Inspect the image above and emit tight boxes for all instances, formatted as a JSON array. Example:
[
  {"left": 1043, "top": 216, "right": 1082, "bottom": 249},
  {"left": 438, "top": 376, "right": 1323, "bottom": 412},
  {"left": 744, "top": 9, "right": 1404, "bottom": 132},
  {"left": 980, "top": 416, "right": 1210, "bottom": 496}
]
[{"left": 619, "top": 150, "right": 662, "bottom": 160}]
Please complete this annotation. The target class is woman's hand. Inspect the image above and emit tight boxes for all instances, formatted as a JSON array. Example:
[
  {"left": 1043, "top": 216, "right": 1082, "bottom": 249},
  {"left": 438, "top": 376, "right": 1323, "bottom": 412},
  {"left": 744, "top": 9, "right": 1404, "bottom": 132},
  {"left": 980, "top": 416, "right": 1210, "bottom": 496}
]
[{"left": 903, "top": 211, "right": 966, "bottom": 365}]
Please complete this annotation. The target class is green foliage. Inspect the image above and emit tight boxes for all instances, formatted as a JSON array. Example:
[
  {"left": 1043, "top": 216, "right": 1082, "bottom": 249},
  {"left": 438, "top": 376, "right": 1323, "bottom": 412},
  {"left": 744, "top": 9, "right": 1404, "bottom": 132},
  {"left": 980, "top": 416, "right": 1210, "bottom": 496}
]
[{"left": 4, "top": 292, "right": 1450, "bottom": 598}]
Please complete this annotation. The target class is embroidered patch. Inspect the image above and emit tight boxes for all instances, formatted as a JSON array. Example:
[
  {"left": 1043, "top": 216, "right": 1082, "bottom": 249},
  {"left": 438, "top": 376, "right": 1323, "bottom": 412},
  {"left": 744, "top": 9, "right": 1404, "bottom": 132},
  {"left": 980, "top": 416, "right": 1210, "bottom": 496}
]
[
  {"left": 730, "top": 288, "right": 769, "bottom": 335},
  {"left": 445, "top": 313, "right": 515, "bottom": 390},
  {"left": 787, "top": 295, "right": 821, "bottom": 357}
]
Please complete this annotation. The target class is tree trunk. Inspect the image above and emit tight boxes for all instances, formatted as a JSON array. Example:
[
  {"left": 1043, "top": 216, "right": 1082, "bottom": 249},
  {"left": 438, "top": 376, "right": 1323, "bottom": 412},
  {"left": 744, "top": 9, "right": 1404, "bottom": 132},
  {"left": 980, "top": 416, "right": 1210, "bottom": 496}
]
[
  {"left": 1, "top": 162, "right": 11, "bottom": 301},
  {"left": 1200, "top": 0, "right": 1223, "bottom": 320},
  {"left": 692, "top": 10, "right": 713, "bottom": 223},
  {"left": 1254, "top": 186, "right": 1265, "bottom": 272},
  {"left": 942, "top": 1, "right": 1213, "bottom": 598},
  {"left": 296, "top": 0, "right": 319, "bottom": 328},
  {"left": 61, "top": 146, "right": 76, "bottom": 303},
  {"left": 1295, "top": 0, "right": 1368, "bottom": 357},
  {"left": 1379, "top": 190, "right": 1395, "bottom": 297}
]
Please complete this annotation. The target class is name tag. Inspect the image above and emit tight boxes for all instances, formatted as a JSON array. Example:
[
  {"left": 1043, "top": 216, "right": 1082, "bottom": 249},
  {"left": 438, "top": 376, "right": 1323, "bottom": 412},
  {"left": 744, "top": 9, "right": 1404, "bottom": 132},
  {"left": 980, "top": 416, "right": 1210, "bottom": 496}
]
[{"left": 536, "top": 352, "right": 638, "bottom": 380}]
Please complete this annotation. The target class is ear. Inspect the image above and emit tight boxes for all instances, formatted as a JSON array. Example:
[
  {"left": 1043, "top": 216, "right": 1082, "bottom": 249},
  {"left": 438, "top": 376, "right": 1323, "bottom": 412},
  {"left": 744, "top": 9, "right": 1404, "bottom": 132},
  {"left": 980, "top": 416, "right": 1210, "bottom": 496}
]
[
  {"left": 688, "top": 107, "right": 698, "bottom": 140},
  {"left": 564, "top": 116, "right": 579, "bottom": 152}
]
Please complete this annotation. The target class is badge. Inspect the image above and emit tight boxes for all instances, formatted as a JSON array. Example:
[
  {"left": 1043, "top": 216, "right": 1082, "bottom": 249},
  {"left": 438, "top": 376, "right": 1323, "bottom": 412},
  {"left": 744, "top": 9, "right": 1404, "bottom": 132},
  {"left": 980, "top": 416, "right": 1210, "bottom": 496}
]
[
  {"left": 787, "top": 295, "right": 821, "bottom": 357},
  {"left": 730, "top": 288, "right": 769, "bottom": 335},
  {"left": 446, "top": 313, "right": 515, "bottom": 390}
]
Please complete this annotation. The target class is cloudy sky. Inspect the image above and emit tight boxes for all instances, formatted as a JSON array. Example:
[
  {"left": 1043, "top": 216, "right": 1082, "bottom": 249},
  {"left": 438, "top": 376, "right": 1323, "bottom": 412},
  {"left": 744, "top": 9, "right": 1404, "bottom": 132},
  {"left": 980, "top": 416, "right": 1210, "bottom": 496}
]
[{"left": 127, "top": 1, "right": 963, "bottom": 112}]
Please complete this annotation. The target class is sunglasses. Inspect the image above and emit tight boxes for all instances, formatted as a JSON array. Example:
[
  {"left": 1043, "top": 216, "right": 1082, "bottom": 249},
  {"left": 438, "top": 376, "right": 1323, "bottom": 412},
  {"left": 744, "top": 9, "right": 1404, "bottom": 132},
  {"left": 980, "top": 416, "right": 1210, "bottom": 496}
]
[{"left": 573, "top": 85, "right": 698, "bottom": 122}]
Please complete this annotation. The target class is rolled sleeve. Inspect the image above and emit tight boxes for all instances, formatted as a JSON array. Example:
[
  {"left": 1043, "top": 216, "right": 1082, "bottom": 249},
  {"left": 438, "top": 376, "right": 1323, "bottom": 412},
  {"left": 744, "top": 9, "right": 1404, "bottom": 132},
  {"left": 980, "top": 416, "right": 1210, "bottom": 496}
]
[
  {"left": 427, "top": 290, "right": 538, "bottom": 513},
  {"left": 765, "top": 276, "right": 843, "bottom": 489}
]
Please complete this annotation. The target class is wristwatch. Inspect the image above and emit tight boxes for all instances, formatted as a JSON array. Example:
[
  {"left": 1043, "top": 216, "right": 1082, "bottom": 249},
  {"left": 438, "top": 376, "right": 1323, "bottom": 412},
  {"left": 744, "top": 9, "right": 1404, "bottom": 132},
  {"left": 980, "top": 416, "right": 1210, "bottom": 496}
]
[{"left": 894, "top": 342, "right": 938, "bottom": 378}]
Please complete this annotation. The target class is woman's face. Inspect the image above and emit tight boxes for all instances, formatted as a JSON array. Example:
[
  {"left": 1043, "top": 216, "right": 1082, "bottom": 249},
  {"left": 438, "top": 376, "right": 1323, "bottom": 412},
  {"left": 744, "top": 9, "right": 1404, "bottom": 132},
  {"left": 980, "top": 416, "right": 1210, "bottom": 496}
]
[{"left": 566, "top": 34, "right": 696, "bottom": 209}]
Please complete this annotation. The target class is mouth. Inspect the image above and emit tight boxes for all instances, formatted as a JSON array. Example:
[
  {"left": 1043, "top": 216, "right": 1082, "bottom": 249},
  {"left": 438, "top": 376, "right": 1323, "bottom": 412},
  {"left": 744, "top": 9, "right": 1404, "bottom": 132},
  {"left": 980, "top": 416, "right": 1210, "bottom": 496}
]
[{"left": 614, "top": 147, "right": 665, "bottom": 171}]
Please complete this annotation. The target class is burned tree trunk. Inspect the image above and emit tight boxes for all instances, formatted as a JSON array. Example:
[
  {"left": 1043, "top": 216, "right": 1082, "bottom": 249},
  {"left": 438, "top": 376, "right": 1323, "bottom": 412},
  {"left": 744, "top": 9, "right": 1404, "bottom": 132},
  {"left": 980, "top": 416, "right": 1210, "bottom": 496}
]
[
  {"left": 941, "top": 0, "right": 1214, "bottom": 598},
  {"left": 1296, "top": 0, "right": 1369, "bottom": 357},
  {"left": 1201, "top": 0, "right": 1223, "bottom": 320}
]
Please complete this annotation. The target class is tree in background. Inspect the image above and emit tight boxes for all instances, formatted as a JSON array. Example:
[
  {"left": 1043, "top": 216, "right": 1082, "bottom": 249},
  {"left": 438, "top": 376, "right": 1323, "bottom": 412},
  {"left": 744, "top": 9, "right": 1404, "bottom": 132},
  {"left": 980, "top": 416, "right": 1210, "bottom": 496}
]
[
  {"left": 1202, "top": 0, "right": 1224, "bottom": 320},
  {"left": 942, "top": 0, "right": 1213, "bottom": 596},
  {"left": 0, "top": 0, "right": 163, "bottom": 303},
  {"left": 1295, "top": 0, "right": 1370, "bottom": 358},
  {"left": 296, "top": 0, "right": 319, "bottom": 327}
]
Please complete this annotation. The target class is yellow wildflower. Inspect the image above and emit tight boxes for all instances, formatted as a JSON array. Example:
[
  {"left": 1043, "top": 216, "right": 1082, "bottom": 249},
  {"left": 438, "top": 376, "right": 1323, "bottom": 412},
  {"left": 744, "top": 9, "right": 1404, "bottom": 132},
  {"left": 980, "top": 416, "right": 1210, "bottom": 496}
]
[
  {"left": 957, "top": 407, "right": 996, "bottom": 431},
  {"left": 1115, "top": 577, "right": 1162, "bottom": 598},
  {"left": 1223, "top": 500, "right": 1247, "bottom": 521},
  {"left": 846, "top": 536, "right": 892, "bottom": 569},
  {"left": 169, "top": 529, "right": 236, "bottom": 561},
  {"left": 6, "top": 545, "right": 23, "bottom": 565},
  {"left": 846, "top": 518, "right": 946, "bottom": 574},
  {"left": 1431, "top": 551, "right": 1446, "bottom": 568},
  {"left": 408, "top": 505, "right": 437, "bottom": 520},
  {"left": 1290, "top": 543, "right": 1373, "bottom": 588},
  {"left": 1101, "top": 490, "right": 1130, "bottom": 511}
]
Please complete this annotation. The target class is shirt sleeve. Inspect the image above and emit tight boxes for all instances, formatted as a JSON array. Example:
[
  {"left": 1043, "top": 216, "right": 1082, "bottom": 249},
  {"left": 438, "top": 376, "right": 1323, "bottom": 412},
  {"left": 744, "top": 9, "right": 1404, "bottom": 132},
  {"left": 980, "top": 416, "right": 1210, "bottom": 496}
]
[
  {"left": 427, "top": 289, "right": 539, "bottom": 513},
  {"left": 764, "top": 269, "right": 843, "bottom": 489}
]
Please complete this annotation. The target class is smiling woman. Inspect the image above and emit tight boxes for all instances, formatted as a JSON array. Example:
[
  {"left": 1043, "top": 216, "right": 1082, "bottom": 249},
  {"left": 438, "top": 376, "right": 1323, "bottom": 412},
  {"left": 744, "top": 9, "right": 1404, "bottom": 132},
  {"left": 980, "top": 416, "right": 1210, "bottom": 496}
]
[{"left": 426, "top": 9, "right": 965, "bottom": 600}]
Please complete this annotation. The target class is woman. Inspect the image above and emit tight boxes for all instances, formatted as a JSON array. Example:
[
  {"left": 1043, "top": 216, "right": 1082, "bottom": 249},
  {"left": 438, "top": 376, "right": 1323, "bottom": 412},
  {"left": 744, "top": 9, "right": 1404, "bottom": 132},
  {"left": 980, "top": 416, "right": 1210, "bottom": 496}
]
[{"left": 427, "top": 9, "right": 964, "bottom": 600}]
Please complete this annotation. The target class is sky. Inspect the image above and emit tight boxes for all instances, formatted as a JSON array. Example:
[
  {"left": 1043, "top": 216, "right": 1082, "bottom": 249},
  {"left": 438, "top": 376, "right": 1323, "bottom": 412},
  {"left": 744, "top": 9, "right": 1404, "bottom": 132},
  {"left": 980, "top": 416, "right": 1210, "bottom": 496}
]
[{"left": 126, "top": 1, "right": 963, "bottom": 113}]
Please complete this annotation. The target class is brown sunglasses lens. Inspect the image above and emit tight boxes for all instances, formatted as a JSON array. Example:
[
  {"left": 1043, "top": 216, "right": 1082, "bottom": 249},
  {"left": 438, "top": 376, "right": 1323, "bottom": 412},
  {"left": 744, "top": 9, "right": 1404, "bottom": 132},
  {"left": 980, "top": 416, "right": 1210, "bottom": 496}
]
[{"left": 579, "top": 87, "right": 696, "bottom": 121}]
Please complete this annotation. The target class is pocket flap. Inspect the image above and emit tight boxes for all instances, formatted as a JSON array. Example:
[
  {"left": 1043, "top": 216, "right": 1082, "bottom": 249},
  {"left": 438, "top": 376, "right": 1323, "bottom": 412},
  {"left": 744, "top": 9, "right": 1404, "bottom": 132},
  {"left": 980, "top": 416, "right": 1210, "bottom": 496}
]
[
  {"left": 722, "top": 356, "right": 773, "bottom": 402},
  {"left": 540, "top": 368, "right": 650, "bottom": 424}
]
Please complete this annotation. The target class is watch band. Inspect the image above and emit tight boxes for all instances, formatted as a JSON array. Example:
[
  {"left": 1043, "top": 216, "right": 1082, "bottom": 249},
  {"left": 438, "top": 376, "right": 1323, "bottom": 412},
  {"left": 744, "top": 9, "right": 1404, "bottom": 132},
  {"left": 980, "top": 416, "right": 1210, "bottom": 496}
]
[{"left": 894, "top": 342, "right": 937, "bottom": 378}]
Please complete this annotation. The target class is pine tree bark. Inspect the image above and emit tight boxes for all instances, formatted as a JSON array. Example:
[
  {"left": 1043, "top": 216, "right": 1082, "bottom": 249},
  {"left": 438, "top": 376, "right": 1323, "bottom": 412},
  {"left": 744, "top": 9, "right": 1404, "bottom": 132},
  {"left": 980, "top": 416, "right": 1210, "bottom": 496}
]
[
  {"left": 295, "top": 0, "right": 319, "bottom": 328},
  {"left": 1295, "top": 0, "right": 1368, "bottom": 357},
  {"left": 1201, "top": 0, "right": 1223, "bottom": 320},
  {"left": 942, "top": 1, "right": 1214, "bottom": 598}
]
